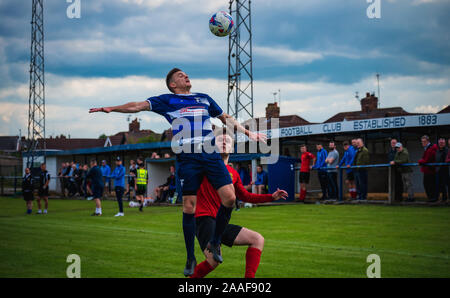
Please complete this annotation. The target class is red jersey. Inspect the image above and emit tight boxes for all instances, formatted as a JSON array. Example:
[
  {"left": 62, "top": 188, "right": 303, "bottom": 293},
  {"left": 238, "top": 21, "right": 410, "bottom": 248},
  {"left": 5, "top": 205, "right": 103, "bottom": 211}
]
[
  {"left": 300, "top": 152, "right": 315, "bottom": 173},
  {"left": 195, "top": 165, "right": 273, "bottom": 218}
]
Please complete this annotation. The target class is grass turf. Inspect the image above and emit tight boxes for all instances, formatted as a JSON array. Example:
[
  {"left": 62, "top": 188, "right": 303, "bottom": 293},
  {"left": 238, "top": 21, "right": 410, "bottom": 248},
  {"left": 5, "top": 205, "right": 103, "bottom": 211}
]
[{"left": 0, "top": 197, "right": 449, "bottom": 278}]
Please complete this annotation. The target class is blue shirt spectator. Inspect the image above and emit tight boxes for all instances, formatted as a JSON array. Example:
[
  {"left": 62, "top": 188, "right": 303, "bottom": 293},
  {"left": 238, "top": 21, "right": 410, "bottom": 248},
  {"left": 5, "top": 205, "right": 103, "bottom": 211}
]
[
  {"left": 255, "top": 169, "right": 268, "bottom": 186},
  {"left": 339, "top": 145, "right": 356, "bottom": 172},
  {"left": 313, "top": 148, "right": 328, "bottom": 172},
  {"left": 110, "top": 164, "right": 125, "bottom": 188},
  {"left": 237, "top": 165, "right": 251, "bottom": 186},
  {"left": 101, "top": 161, "right": 111, "bottom": 177}
]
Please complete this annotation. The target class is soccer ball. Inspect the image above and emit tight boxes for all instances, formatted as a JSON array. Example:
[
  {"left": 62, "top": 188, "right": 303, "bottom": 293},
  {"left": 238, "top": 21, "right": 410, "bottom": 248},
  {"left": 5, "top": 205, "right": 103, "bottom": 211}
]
[{"left": 209, "top": 11, "right": 234, "bottom": 37}]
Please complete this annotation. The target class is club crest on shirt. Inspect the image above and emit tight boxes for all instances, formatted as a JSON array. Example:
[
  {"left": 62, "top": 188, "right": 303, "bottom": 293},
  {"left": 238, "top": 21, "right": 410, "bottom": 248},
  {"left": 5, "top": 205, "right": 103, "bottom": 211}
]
[{"left": 229, "top": 172, "right": 233, "bottom": 181}]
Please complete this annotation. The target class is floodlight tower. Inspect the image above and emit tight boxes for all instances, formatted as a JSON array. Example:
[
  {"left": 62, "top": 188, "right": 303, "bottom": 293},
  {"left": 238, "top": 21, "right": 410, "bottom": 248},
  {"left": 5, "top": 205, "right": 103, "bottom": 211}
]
[
  {"left": 27, "top": 0, "right": 46, "bottom": 167},
  {"left": 227, "top": 0, "right": 254, "bottom": 121}
]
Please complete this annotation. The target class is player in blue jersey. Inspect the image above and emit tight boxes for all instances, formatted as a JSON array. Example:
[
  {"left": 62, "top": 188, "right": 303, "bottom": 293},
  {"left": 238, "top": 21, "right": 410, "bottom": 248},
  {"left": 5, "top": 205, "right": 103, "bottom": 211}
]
[{"left": 89, "top": 68, "right": 266, "bottom": 276}]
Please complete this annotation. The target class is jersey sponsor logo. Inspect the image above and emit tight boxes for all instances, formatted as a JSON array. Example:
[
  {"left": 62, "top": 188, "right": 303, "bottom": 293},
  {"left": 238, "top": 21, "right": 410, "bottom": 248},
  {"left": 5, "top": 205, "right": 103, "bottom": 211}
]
[{"left": 179, "top": 106, "right": 208, "bottom": 117}]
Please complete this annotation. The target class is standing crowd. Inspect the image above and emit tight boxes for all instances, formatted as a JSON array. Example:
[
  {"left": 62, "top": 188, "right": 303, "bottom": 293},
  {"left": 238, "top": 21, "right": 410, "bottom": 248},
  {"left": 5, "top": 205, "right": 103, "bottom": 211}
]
[{"left": 298, "top": 136, "right": 449, "bottom": 202}]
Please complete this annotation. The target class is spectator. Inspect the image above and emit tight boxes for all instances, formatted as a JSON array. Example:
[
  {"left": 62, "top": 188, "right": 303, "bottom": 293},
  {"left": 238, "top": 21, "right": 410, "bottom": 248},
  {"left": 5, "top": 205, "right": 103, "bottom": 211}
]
[
  {"left": 81, "top": 164, "right": 89, "bottom": 199},
  {"left": 325, "top": 141, "right": 339, "bottom": 200},
  {"left": 101, "top": 160, "right": 111, "bottom": 197},
  {"left": 67, "top": 164, "right": 77, "bottom": 197},
  {"left": 388, "top": 138, "right": 398, "bottom": 162},
  {"left": 243, "top": 164, "right": 253, "bottom": 191},
  {"left": 164, "top": 153, "right": 171, "bottom": 159},
  {"left": 418, "top": 135, "right": 438, "bottom": 202},
  {"left": 447, "top": 139, "right": 450, "bottom": 163},
  {"left": 74, "top": 164, "right": 84, "bottom": 196},
  {"left": 389, "top": 138, "right": 403, "bottom": 201},
  {"left": 435, "top": 138, "right": 449, "bottom": 202},
  {"left": 155, "top": 165, "right": 176, "bottom": 203},
  {"left": 313, "top": 143, "right": 328, "bottom": 200},
  {"left": 58, "top": 162, "right": 66, "bottom": 197},
  {"left": 22, "top": 167, "right": 34, "bottom": 214},
  {"left": 62, "top": 162, "right": 71, "bottom": 197},
  {"left": 390, "top": 142, "right": 414, "bottom": 202},
  {"left": 354, "top": 138, "right": 370, "bottom": 200},
  {"left": 299, "top": 144, "right": 315, "bottom": 202},
  {"left": 125, "top": 160, "right": 137, "bottom": 201},
  {"left": 254, "top": 165, "right": 268, "bottom": 194},
  {"left": 110, "top": 156, "right": 126, "bottom": 216},
  {"left": 37, "top": 163, "right": 50, "bottom": 214},
  {"left": 337, "top": 141, "right": 357, "bottom": 200},
  {"left": 86, "top": 159, "right": 104, "bottom": 216}
]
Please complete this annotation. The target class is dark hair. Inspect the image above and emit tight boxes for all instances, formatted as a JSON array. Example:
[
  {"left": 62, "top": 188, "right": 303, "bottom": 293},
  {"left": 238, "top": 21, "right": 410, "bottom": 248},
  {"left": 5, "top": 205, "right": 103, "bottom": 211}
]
[
  {"left": 343, "top": 141, "right": 349, "bottom": 146},
  {"left": 90, "top": 158, "right": 97, "bottom": 164},
  {"left": 300, "top": 144, "right": 306, "bottom": 148},
  {"left": 166, "top": 68, "right": 182, "bottom": 93},
  {"left": 421, "top": 135, "right": 430, "bottom": 141}
]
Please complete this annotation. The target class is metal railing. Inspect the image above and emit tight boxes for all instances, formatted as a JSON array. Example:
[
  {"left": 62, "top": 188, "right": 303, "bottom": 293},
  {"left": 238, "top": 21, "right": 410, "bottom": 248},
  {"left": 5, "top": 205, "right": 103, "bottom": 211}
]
[{"left": 295, "top": 162, "right": 449, "bottom": 204}]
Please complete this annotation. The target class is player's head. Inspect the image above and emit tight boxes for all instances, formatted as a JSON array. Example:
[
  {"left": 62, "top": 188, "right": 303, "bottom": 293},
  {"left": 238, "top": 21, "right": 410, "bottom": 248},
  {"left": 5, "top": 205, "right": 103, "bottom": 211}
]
[
  {"left": 316, "top": 143, "right": 323, "bottom": 150},
  {"left": 300, "top": 144, "right": 307, "bottom": 153},
  {"left": 351, "top": 139, "right": 357, "bottom": 147},
  {"left": 137, "top": 156, "right": 144, "bottom": 166},
  {"left": 166, "top": 68, "right": 191, "bottom": 93},
  {"left": 438, "top": 137, "right": 446, "bottom": 148},
  {"left": 90, "top": 158, "right": 97, "bottom": 167},
  {"left": 421, "top": 135, "right": 430, "bottom": 147},
  {"left": 343, "top": 141, "right": 349, "bottom": 150},
  {"left": 257, "top": 165, "right": 263, "bottom": 173},
  {"left": 169, "top": 165, "right": 175, "bottom": 174},
  {"left": 40, "top": 163, "right": 46, "bottom": 171},
  {"left": 390, "top": 138, "right": 397, "bottom": 148},
  {"left": 215, "top": 128, "right": 234, "bottom": 155},
  {"left": 115, "top": 156, "right": 122, "bottom": 166},
  {"left": 329, "top": 141, "right": 336, "bottom": 150},
  {"left": 25, "top": 167, "right": 30, "bottom": 175},
  {"left": 357, "top": 138, "right": 364, "bottom": 148}
]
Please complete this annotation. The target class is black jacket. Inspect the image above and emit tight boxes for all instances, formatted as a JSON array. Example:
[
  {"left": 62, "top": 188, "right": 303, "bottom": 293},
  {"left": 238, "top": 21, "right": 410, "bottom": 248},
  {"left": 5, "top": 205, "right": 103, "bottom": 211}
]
[{"left": 22, "top": 174, "right": 34, "bottom": 193}]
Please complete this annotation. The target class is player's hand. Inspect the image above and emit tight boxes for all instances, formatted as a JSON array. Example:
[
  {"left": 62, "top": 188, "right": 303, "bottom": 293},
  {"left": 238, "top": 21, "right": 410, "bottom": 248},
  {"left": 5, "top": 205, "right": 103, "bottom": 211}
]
[
  {"left": 390, "top": 161, "right": 395, "bottom": 165},
  {"left": 89, "top": 107, "right": 112, "bottom": 113},
  {"left": 347, "top": 165, "right": 351, "bottom": 168},
  {"left": 335, "top": 165, "right": 339, "bottom": 169},
  {"left": 248, "top": 131, "right": 267, "bottom": 143},
  {"left": 272, "top": 188, "right": 288, "bottom": 200}
]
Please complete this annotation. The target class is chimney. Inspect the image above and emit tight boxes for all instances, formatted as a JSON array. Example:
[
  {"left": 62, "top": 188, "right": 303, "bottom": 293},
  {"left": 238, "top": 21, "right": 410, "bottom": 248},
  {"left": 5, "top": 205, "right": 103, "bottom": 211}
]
[
  {"left": 265, "top": 102, "right": 280, "bottom": 119},
  {"left": 360, "top": 92, "right": 378, "bottom": 113},
  {"left": 129, "top": 118, "right": 140, "bottom": 132}
]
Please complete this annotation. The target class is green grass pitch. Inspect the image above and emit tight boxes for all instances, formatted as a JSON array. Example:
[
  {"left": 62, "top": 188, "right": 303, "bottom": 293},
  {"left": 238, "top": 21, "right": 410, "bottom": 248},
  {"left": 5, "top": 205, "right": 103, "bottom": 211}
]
[{"left": 0, "top": 197, "right": 449, "bottom": 278}]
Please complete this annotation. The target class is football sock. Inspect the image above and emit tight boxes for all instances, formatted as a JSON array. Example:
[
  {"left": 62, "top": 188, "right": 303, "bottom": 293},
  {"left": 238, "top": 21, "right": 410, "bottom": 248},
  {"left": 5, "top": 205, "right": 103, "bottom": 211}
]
[
  {"left": 190, "top": 260, "right": 214, "bottom": 278},
  {"left": 117, "top": 198, "right": 123, "bottom": 213},
  {"left": 27, "top": 209, "right": 32, "bottom": 214},
  {"left": 245, "top": 247, "right": 262, "bottom": 278},
  {"left": 212, "top": 204, "right": 233, "bottom": 245},
  {"left": 183, "top": 212, "right": 196, "bottom": 261}
]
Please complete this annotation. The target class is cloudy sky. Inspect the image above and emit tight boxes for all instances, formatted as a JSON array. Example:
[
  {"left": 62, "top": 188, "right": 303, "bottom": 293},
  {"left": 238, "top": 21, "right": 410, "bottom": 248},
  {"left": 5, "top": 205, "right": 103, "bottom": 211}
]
[{"left": 0, "top": 0, "right": 449, "bottom": 138}]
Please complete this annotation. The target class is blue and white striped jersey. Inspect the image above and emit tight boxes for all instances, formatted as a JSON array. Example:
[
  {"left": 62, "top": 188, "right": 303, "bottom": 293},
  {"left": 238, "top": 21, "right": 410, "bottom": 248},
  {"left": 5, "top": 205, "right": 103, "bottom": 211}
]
[{"left": 147, "top": 93, "right": 223, "bottom": 145}]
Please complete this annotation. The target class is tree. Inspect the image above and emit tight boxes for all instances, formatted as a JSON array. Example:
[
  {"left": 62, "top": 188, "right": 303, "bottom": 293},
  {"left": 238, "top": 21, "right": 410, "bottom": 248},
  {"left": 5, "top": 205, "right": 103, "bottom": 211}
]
[{"left": 98, "top": 134, "right": 107, "bottom": 140}]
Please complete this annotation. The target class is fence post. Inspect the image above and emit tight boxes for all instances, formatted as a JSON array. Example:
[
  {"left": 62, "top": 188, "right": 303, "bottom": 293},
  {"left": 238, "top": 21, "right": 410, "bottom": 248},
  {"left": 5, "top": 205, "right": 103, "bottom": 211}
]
[
  {"left": 0, "top": 176, "right": 4, "bottom": 196},
  {"left": 338, "top": 167, "right": 343, "bottom": 201},
  {"left": 388, "top": 166, "right": 394, "bottom": 205},
  {"left": 14, "top": 176, "right": 17, "bottom": 196}
]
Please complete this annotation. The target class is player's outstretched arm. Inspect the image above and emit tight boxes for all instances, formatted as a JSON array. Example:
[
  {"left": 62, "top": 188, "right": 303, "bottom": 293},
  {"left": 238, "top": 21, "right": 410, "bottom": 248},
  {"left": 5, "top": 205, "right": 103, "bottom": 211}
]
[
  {"left": 218, "top": 113, "right": 267, "bottom": 143},
  {"left": 89, "top": 101, "right": 150, "bottom": 114}
]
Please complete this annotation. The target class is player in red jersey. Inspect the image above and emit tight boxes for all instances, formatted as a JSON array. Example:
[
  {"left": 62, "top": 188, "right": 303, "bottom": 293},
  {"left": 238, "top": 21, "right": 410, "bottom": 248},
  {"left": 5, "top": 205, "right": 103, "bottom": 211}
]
[
  {"left": 299, "top": 144, "right": 315, "bottom": 201},
  {"left": 190, "top": 130, "right": 288, "bottom": 278}
]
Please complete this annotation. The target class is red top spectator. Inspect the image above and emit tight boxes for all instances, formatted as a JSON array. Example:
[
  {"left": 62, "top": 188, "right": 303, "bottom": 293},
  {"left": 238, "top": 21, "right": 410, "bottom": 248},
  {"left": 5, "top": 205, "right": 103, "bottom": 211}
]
[
  {"left": 418, "top": 141, "right": 438, "bottom": 174},
  {"left": 300, "top": 150, "right": 315, "bottom": 173}
]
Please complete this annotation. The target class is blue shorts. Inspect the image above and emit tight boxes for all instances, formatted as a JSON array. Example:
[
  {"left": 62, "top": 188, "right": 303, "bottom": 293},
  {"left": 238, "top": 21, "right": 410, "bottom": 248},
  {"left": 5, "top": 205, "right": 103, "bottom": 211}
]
[
  {"left": 92, "top": 187, "right": 103, "bottom": 199},
  {"left": 176, "top": 152, "right": 232, "bottom": 196}
]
